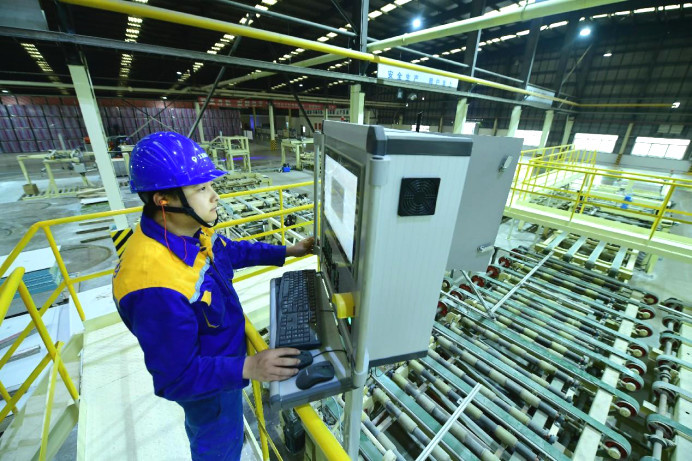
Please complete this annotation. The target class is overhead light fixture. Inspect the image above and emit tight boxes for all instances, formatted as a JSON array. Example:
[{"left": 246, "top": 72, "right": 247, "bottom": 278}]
[
  {"left": 412, "top": 18, "right": 422, "bottom": 29},
  {"left": 672, "top": 102, "right": 680, "bottom": 109},
  {"left": 579, "top": 26, "right": 592, "bottom": 37},
  {"left": 603, "top": 52, "right": 612, "bottom": 57},
  {"left": 176, "top": 71, "right": 182, "bottom": 75},
  {"left": 299, "top": 84, "right": 303, "bottom": 87},
  {"left": 162, "top": 96, "right": 167, "bottom": 100},
  {"left": 2, "top": 90, "right": 8, "bottom": 93}
]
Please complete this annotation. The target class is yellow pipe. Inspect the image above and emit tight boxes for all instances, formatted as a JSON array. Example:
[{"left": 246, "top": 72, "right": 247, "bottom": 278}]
[
  {"left": 0, "top": 281, "right": 67, "bottom": 370},
  {"left": 42, "top": 226, "right": 85, "bottom": 321},
  {"left": 58, "top": 0, "right": 577, "bottom": 107},
  {"left": 39, "top": 341, "right": 64, "bottom": 461},
  {"left": 62, "top": 0, "right": 678, "bottom": 109},
  {"left": 0, "top": 225, "right": 39, "bottom": 278},
  {"left": 0, "top": 380, "right": 18, "bottom": 416},
  {"left": 279, "top": 189, "right": 286, "bottom": 245},
  {"left": 246, "top": 340, "right": 270, "bottom": 461},
  {"left": 519, "top": 161, "right": 692, "bottom": 186},
  {"left": 0, "top": 267, "right": 25, "bottom": 320},
  {"left": 648, "top": 184, "right": 677, "bottom": 240},
  {"left": 0, "top": 353, "right": 51, "bottom": 421},
  {"left": 18, "top": 282, "right": 79, "bottom": 401},
  {"left": 244, "top": 316, "right": 349, "bottom": 460},
  {"left": 214, "top": 204, "right": 313, "bottom": 229},
  {"left": 219, "top": 181, "right": 313, "bottom": 199}
]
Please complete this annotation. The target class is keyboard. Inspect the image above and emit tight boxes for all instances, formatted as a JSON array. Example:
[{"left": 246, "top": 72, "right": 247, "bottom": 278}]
[{"left": 273, "top": 270, "right": 321, "bottom": 349}]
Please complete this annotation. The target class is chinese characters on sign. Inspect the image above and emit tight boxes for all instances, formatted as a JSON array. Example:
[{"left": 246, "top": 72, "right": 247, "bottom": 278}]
[
  {"left": 199, "top": 98, "right": 337, "bottom": 111},
  {"left": 377, "top": 64, "right": 459, "bottom": 89}
]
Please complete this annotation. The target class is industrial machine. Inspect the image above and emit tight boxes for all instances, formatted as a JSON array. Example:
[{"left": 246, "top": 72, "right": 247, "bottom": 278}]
[
  {"left": 17, "top": 148, "right": 96, "bottom": 198},
  {"left": 268, "top": 121, "right": 522, "bottom": 458}
]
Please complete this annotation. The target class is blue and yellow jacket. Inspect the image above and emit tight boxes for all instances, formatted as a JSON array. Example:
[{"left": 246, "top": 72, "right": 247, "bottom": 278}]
[{"left": 113, "top": 214, "right": 286, "bottom": 402}]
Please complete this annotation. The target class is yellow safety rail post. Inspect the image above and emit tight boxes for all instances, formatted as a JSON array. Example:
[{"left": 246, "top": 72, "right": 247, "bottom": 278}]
[
  {"left": 568, "top": 170, "right": 591, "bottom": 222},
  {"left": 648, "top": 183, "right": 677, "bottom": 240},
  {"left": 244, "top": 316, "right": 350, "bottom": 461},
  {"left": 39, "top": 341, "right": 65, "bottom": 461},
  {"left": 0, "top": 269, "right": 78, "bottom": 424},
  {"left": 279, "top": 188, "right": 286, "bottom": 245},
  {"left": 244, "top": 333, "right": 270, "bottom": 461}
]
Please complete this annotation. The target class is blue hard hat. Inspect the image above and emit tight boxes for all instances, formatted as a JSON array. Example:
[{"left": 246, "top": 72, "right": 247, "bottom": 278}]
[{"left": 129, "top": 132, "right": 225, "bottom": 192}]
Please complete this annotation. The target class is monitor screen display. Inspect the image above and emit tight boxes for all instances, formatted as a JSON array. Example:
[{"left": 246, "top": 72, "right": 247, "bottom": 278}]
[{"left": 324, "top": 153, "right": 358, "bottom": 263}]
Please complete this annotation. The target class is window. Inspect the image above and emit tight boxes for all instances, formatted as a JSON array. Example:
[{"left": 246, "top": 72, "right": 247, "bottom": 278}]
[
  {"left": 461, "top": 121, "right": 477, "bottom": 135},
  {"left": 631, "top": 137, "right": 690, "bottom": 160},
  {"left": 573, "top": 133, "right": 618, "bottom": 153},
  {"left": 514, "top": 129, "right": 542, "bottom": 147}
]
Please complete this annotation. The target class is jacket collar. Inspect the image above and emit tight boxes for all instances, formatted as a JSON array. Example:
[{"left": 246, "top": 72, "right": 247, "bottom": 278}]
[{"left": 140, "top": 214, "right": 202, "bottom": 267}]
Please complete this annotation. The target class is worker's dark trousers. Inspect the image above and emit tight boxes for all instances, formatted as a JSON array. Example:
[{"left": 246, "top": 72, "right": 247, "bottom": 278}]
[{"left": 178, "top": 390, "right": 243, "bottom": 460}]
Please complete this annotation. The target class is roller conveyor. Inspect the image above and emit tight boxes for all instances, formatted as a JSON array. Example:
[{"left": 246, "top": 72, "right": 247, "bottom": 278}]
[
  {"left": 434, "top": 323, "right": 633, "bottom": 458},
  {"left": 469, "top": 272, "right": 651, "bottom": 360},
  {"left": 440, "top": 294, "right": 642, "bottom": 418},
  {"left": 465, "top": 281, "right": 648, "bottom": 376},
  {"left": 495, "top": 266, "right": 653, "bottom": 337}
]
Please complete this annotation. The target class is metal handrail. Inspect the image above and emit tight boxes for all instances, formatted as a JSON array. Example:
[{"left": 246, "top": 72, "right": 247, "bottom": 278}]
[
  {"left": 0, "top": 180, "right": 347, "bottom": 460},
  {"left": 508, "top": 145, "right": 692, "bottom": 252}
]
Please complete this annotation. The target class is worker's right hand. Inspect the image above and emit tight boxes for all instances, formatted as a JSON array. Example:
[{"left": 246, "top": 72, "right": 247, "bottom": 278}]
[{"left": 242, "top": 348, "right": 301, "bottom": 382}]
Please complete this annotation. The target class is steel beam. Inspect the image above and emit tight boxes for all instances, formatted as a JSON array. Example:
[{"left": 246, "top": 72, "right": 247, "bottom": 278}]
[{"left": 68, "top": 64, "right": 127, "bottom": 229}]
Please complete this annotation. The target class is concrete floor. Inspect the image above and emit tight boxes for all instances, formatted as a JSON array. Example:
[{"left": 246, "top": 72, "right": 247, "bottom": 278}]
[{"left": 1, "top": 140, "right": 691, "bottom": 460}]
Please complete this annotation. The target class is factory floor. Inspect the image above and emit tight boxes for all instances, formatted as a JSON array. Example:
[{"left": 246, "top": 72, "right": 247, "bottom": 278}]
[{"left": 0, "top": 140, "right": 690, "bottom": 460}]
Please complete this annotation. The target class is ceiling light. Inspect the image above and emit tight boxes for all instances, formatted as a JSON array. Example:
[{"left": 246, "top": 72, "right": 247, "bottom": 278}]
[
  {"left": 381, "top": 4, "right": 396, "bottom": 13},
  {"left": 394, "top": 0, "right": 411, "bottom": 5},
  {"left": 176, "top": 71, "right": 182, "bottom": 75},
  {"left": 672, "top": 102, "right": 680, "bottom": 109},
  {"left": 579, "top": 26, "right": 592, "bottom": 36},
  {"left": 368, "top": 11, "right": 383, "bottom": 19},
  {"left": 162, "top": 96, "right": 167, "bottom": 100},
  {"left": 299, "top": 84, "right": 303, "bottom": 87},
  {"left": 603, "top": 52, "right": 612, "bottom": 57},
  {"left": 317, "top": 36, "right": 329, "bottom": 42},
  {"left": 412, "top": 18, "right": 422, "bottom": 29},
  {"left": 2, "top": 90, "right": 8, "bottom": 93}
]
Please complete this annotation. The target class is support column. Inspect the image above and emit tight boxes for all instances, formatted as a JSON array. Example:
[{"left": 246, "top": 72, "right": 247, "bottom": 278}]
[
  {"left": 194, "top": 102, "right": 205, "bottom": 142},
  {"left": 252, "top": 106, "right": 257, "bottom": 137},
  {"left": 365, "top": 109, "right": 371, "bottom": 125},
  {"left": 438, "top": 115, "right": 444, "bottom": 133},
  {"left": 615, "top": 122, "right": 634, "bottom": 165},
  {"left": 507, "top": 105, "right": 522, "bottom": 137},
  {"left": 323, "top": 106, "right": 328, "bottom": 129},
  {"left": 452, "top": 98, "right": 469, "bottom": 134},
  {"left": 561, "top": 116, "right": 575, "bottom": 146},
  {"left": 539, "top": 110, "right": 554, "bottom": 148},
  {"left": 269, "top": 104, "right": 276, "bottom": 150},
  {"left": 349, "top": 84, "right": 364, "bottom": 124},
  {"left": 398, "top": 114, "right": 403, "bottom": 126},
  {"left": 68, "top": 64, "right": 127, "bottom": 230}
]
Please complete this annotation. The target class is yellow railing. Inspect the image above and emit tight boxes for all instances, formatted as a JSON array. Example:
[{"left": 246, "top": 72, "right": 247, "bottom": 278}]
[
  {"left": 0, "top": 181, "right": 348, "bottom": 460},
  {"left": 506, "top": 146, "right": 692, "bottom": 262}
]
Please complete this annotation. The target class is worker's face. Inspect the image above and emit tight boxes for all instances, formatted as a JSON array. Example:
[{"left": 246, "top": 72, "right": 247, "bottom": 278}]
[{"left": 181, "top": 181, "right": 220, "bottom": 223}]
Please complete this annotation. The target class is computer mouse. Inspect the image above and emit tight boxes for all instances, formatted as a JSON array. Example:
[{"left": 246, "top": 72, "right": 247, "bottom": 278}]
[
  {"left": 295, "top": 350, "right": 313, "bottom": 370},
  {"left": 295, "top": 361, "right": 335, "bottom": 390}
]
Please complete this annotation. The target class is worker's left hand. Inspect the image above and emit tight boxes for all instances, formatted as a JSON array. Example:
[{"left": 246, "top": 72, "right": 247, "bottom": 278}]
[{"left": 286, "top": 236, "right": 315, "bottom": 257}]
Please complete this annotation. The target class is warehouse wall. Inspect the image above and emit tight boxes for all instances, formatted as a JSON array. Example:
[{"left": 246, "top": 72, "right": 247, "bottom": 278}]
[{"left": 0, "top": 96, "right": 242, "bottom": 154}]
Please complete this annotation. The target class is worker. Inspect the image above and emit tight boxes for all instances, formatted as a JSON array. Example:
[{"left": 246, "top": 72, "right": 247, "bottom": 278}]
[{"left": 113, "top": 131, "right": 313, "bottom": 460}]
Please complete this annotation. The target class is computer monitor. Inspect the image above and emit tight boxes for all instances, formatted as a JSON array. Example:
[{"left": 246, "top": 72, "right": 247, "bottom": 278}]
[
  {"left": 320, "top": 145, "right": 363, "bottom": 297},
  {"left": 324, "top": 152, "right": 358, "bottom": 264}
]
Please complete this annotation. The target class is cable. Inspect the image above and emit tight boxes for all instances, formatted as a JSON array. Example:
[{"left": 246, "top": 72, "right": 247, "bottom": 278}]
[{"left": 313, "top": 349, "right": 346, "bottom": 359}]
